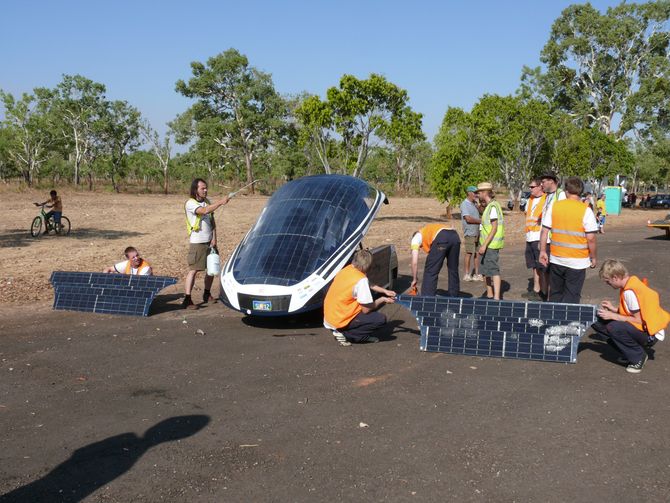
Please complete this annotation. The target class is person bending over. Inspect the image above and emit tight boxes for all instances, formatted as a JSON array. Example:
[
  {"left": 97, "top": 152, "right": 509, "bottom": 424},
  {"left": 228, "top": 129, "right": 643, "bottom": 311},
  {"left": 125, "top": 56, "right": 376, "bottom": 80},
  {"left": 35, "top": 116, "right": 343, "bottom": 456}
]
[{"left": 323, "top": 249, "right": 396, "bottom": 346}]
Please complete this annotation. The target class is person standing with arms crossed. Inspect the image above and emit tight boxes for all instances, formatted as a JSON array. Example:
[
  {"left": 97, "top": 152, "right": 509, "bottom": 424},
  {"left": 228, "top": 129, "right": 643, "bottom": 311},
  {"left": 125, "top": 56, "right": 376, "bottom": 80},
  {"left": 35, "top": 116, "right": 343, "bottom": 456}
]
[
  {"left": 476, "top": 182, "right": 504, "bottom": 300},
  {"left": 183, "top": 178, "right": 229, "bottom": 310},
  {"left": 539, "top": 176, "right": 597, "bottom": 304},
  {"left": 522, "top": 178, "right": 547, "bottom": 301},
  {"left": 460, "top": 186, "right": 483, "bottom": 282}
]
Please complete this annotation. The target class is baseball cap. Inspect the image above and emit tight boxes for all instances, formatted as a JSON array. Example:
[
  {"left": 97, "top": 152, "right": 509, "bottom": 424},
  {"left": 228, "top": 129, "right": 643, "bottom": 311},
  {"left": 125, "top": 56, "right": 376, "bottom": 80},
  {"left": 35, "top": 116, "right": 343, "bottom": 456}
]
[{"left": 466, "top": 185, "right": 477, "bottom": 193}]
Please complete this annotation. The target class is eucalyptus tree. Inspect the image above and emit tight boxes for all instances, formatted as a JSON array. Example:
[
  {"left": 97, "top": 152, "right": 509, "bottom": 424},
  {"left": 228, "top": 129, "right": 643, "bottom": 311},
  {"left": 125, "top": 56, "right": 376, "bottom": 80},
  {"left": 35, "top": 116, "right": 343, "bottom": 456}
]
[
  {"left": 327, "top": 74, "right": 413, "bottom": 178},
  {"left": 141, "top": 120, "right": 173, "bottom": 194},
  {"left": 521, "top": 1, "right": 670, "bottom": 140},
  {"left": 175, "top": 48, "right": 287, "bottom": 193},
  {"left": 379, "top": 105, "right": 426, "bottom": 191},
  {"left": 0, "top": 90, "right": 55, "bottom": 185},
  {"left": 35, "top": 75, "right": 108, "bottom": 185}
]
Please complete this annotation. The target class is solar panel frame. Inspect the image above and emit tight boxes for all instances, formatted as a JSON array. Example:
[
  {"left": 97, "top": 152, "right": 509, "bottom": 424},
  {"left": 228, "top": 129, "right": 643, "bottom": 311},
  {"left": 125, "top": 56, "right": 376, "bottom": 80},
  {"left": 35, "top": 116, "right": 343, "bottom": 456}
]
[
  {"left": 50, "top": 271, "right": 177, "bottom": 317},
  {"left": 396, "top": 294, "right": 597, "bottom": 363}
]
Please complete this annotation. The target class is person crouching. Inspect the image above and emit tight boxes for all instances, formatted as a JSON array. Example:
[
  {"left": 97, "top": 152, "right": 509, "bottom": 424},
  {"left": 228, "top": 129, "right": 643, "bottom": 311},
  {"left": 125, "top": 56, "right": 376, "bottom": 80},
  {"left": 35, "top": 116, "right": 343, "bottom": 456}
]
[{"left": 323, "top": 249, "right": 396, "bottom": 346}]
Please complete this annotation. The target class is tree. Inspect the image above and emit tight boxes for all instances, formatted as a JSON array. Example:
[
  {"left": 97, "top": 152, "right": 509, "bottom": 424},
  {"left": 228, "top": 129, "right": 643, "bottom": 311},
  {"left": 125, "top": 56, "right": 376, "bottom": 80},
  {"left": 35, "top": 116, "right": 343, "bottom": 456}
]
[
  {"left": 36, "top": 75, "right": 108, "bottom": 185},
  {"left": 0, "top": 90, "right": 55, "bottom": 185},
  {"left": 327, "top": 74, "right": 413, "bottom": 178},
  {"left": 295, "top": 95, "right": 336, "bottom": 174},
  {"left": 97, "top": 100, "right": 142, "bottom": 193},
  {"left": 175, "top": 48, "right": 287, "bottom": 193},
  {"left": 380, "top": 106, "right": 426, "bottom": 191},
  {"left": 142, "top": 121, "right": 173, "bottom": 194},
  {"left": 522, "top": 1, "right": 670, "bottom": 140}
]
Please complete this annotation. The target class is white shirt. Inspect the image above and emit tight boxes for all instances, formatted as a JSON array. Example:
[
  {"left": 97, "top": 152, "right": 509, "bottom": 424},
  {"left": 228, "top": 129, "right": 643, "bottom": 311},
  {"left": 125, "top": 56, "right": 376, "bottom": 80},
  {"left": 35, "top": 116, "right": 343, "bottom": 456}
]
[
  {"left": 323, "top": 277, "right": 373, "bottom": 330},
  {"left": 542, "top": 202, "right": 598, "bottom": 269},
  {"left": 113, "top": 260, "right": 152, "bottom": 276},
  {"left": 185, "top": 198, "right": 214, "bottom": 244}
]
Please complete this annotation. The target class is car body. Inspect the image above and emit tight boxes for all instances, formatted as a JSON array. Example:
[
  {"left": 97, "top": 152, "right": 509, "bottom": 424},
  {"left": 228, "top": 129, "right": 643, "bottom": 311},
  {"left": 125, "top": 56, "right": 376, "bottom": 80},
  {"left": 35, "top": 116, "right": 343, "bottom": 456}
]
[
  {"left": 648, "top": 194, "right": 670, "bottom": 209},
  {"left": 219, "top": 174, "right": 398, "bottom": 316},
  {"left": 507, "top": 191, "right": 531, "bottom": 211}
]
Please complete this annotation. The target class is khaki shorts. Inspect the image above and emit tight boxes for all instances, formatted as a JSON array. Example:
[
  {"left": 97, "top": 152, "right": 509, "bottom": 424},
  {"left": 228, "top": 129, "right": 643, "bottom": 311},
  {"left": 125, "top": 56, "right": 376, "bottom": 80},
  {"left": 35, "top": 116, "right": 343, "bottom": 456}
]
[
  {"left": 187, "top": 243, "right": 209, "bottom": 271},
  {"left": 463, "top": 235, "right": 479, "bottom": 254}
]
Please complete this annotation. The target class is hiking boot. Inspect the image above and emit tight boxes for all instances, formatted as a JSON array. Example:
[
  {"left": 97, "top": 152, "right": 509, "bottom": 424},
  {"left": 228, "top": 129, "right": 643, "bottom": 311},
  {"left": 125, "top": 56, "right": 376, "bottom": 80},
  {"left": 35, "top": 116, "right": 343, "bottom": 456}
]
[
  {"left": 202, "top": 290, "right": 216, "bottom": 304},
  {"left": 463, "top": 274, "right": 473, "bottom": 282},
  {"left": 626, "top": 355, "right": 647, "bottom": 374},
  {"left": 332, "top": 330, "right": 351, "bottom": 347}
]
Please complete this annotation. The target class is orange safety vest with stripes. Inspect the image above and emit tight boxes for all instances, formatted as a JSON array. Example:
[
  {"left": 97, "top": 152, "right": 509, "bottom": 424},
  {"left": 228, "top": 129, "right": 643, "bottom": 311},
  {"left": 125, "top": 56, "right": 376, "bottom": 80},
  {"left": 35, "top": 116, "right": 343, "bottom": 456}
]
[
  {"left": 323, "top": 265, "right": 366, "bottom": 329},
  {"left": 418, "top": 223, "right": 453, "bottom": 254},
  {"left": 525, "top": 194, "right": 546, "bottom": 234},
  {"left": 125, "top": 259, "right": 151, "bottom": 275},
  {"left": 619, "top": 276, "right": 670, "bottom": 335},
  {"left": 549, "top": 199, "right": 589, "bottom": 259}
]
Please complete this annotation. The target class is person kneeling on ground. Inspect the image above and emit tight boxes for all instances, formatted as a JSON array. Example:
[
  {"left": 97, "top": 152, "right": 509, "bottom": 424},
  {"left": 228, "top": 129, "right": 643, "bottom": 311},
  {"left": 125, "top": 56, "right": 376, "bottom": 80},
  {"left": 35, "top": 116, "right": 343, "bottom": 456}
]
[
  {"left": 323, "top": 249, "right": 396, "bottom": 346},
  {"left": 103, "top": 246, "right": 152, "bottom": 276},
  {"left": 592, "top": 259, "right": 670, "bottom": 374}
]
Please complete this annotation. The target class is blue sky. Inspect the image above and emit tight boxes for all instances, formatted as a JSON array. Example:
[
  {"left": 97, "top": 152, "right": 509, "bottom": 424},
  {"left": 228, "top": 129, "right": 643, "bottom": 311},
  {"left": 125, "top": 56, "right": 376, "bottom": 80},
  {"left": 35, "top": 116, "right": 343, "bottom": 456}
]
[{"left": 2, "top": 0, "right": 623, "bottom": 144}]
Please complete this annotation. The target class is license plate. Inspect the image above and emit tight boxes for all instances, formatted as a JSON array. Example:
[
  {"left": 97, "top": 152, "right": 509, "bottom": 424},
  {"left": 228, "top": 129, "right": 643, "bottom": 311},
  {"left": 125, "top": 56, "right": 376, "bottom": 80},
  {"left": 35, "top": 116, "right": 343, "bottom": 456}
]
[{"left": 252, "top": 300, "right": 272, "bottom": 311}]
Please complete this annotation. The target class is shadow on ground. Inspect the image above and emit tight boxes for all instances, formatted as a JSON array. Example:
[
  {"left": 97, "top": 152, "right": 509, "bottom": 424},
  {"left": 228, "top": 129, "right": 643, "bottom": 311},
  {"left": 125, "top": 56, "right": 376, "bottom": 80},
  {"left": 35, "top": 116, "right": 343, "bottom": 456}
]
[
  {"left": 0, "top": 228, "right": 145, "bottom": 248},
  {"left": 149, "top": 293, "right": 187, "bottom": 315},
  {"left": 0, "top": 415, "right": 210, "bottom": 503}
]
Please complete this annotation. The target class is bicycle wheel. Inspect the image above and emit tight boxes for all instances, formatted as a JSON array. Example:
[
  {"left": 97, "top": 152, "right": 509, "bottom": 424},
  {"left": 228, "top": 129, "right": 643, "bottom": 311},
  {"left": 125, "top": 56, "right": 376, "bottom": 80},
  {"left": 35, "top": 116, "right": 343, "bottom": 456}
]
[
  {"left": 30, "top": 216, "right": 42, "bottom": 237},
  {"left": 55, "top": 216, "right": 71, "bottom": 236}
]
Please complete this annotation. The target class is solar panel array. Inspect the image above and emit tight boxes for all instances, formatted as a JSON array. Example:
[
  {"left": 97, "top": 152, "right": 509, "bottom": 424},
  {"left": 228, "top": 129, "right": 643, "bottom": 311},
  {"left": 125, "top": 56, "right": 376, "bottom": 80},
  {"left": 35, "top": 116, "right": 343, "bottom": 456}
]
[
  {"left": 231, "top": 175, "right": 379, "bottom": 287},
  {"left": 396, "top": 294, "right": 597, "bottom": 363},
  {"left": 50, "top": 271, "right": 177, "bottom": 317}
]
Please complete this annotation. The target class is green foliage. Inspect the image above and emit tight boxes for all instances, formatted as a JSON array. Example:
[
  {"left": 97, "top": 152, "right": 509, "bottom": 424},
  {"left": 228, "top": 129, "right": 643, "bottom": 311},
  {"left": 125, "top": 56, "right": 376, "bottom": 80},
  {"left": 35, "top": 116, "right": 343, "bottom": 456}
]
[
  {"left": 523, "top": 1, "right": 670, "bottom": 140},
  {"left": 175, "top": 48, "right": 288, "bottom": 192}
]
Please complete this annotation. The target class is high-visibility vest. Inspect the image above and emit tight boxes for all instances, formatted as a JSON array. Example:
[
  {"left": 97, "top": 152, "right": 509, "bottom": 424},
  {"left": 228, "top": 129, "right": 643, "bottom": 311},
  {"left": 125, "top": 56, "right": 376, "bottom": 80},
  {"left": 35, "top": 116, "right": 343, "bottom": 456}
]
[
  {"left": 418, "top": 223, "right": 454, "bottom": 253},
  {"left": 549, "top": 199, "right": 589, "bottom": 259},
  {"left": 619, "top": 276, "right": 670, "bottom": 335},
  {"left": 324, "top": 265, "right": 366, "bottom": 329},
  {"left": 184, "top": 198, "right": 212, "bottom": 236},
  {"left": 525, "top": 194, "right": 546, "bottom": 234},
  {"left": 480, "top": 201, "right": 504, "bottom": 249},
  {"left": 124, "top": 259, "right": 151, "bottom": 275}
]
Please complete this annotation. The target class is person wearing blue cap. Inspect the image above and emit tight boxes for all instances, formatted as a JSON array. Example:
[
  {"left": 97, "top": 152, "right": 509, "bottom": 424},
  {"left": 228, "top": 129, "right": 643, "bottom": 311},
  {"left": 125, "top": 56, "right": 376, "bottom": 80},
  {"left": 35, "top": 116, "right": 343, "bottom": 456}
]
[{"left": 460, "top": 185, "right": 483, "bottom": 282}]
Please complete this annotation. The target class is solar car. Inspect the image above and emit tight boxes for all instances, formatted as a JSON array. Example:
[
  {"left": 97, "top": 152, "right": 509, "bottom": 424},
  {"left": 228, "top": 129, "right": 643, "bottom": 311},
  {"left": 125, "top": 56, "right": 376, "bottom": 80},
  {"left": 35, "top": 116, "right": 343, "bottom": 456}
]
[{"left": 219, "top": 174, "right": 398, "bottom": 316}]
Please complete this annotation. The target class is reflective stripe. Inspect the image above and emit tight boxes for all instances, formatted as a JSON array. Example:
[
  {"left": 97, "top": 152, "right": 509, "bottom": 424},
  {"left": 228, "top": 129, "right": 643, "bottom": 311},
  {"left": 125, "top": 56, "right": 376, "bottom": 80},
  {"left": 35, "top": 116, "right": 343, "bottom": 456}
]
[
  {"left": 551, "top": 240, "right": 588, "bottom": 249},
  {"left": 552, "top": 229, "right": 586, "bottom": 237}
]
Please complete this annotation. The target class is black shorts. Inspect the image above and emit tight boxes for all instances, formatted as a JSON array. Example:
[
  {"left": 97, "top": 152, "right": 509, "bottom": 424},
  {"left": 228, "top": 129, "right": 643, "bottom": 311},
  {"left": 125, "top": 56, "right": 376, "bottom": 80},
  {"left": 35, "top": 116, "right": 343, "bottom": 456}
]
[{"left": 524, "top": 241, "right": 547, "bottom": 270}]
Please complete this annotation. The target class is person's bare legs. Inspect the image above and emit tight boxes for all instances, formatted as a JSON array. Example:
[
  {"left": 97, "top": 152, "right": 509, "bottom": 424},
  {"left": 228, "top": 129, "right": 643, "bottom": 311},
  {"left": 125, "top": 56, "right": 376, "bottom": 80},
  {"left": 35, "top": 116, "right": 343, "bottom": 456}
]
[
  {"left": 485, "top": 276, "right": 493, "bottom": 298},
  {"left": 464, "top": 252, "right": 472, "bottom": 277},
  {"left": 185, "top": 270, "right": 198, "bottom": 295},
  {"left": 473, "top": 253, "right": 480, "bottom": 276},
  {"left": 492, "top": 275, "right": 501, "bottom": 300},
  {"left": 532, "top": 268, "right": 541, "bottom": 293}
]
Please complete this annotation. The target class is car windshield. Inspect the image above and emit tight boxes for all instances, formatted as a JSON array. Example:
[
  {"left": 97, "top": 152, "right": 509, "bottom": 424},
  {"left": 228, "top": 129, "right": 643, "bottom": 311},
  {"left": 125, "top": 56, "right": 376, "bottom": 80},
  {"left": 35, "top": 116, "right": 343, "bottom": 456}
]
[{"left": 232, "top": 175, "right": 379, "bottom": 286}]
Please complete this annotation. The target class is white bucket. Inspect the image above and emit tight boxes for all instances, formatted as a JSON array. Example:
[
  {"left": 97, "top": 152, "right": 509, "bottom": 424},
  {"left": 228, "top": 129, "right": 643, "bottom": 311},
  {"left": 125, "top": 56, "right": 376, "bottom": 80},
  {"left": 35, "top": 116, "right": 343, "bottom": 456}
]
[{"left": 207, "top": 248, "right": 221, "bottom": 276}]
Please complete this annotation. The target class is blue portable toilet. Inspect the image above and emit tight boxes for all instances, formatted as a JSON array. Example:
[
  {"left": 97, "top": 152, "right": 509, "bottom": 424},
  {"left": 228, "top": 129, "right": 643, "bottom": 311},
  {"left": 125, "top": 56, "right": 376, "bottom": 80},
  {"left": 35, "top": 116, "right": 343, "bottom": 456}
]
[{"left": 604, "top": 186, "right": 622, "bottom": 215}]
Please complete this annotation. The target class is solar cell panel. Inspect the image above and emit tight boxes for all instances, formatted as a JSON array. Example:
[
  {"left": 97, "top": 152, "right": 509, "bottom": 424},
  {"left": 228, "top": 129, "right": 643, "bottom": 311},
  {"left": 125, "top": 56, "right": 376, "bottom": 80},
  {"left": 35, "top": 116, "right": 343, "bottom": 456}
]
[
  {"left": 396, "top": 294, "right": 597, "bottom": 363},
  {"left": 50, "top": 272, "right": 177, "bottom": 316}
]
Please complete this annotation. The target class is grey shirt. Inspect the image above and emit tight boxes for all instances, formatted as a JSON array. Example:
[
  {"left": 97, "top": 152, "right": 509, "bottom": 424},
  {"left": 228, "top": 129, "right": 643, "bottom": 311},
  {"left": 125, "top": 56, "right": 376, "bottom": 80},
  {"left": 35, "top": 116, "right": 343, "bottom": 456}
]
[{"left": 460, "top": 198, "right": 480, "bottom": 237}]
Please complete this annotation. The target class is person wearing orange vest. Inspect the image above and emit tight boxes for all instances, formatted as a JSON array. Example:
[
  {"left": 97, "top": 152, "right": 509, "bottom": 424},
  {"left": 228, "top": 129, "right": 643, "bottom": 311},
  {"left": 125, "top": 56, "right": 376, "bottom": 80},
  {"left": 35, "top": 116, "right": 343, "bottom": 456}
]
[
  {"left": 522, "top": 177, "right": 547, "bottom": 302},
  {"left": 323, "top": 249, "right": 396, "bottom": 346},
  {"left": 103, "top": 246, "right": 152, "bottom": 275},
  {"left": 592, "top": 259, "right": 670, "bottom": 373},
  {"left": 539, "top": 176, "right": 598, "bottom": 304},
  {"left": 410, "top": 222, "right": 460, "bottom": 297}
]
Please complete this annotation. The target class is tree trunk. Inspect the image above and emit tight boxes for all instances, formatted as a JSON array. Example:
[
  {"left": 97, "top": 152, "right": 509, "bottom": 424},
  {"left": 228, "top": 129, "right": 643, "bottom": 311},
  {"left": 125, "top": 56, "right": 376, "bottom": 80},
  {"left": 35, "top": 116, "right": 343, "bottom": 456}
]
[{"left": 245, "top": 152, "right": 254, "bottom": 194}]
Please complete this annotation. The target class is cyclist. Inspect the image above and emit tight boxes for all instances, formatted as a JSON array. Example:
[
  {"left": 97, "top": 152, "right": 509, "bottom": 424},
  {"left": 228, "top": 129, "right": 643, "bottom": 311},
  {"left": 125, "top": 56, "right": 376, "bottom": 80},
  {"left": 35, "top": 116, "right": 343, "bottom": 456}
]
[
  {"left": 103, "top": 246, "right": 152, "bottom": 275},
  {"left": 34, "top": 190, "right": 63, "bottom": 233}
]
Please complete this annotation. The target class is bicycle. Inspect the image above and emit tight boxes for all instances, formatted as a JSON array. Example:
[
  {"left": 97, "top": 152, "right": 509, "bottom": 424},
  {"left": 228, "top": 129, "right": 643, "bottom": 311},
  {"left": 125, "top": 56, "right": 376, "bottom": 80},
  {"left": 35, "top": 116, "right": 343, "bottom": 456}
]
[{"left": 30, "top": 203, "right": 71, "bottom": 237}]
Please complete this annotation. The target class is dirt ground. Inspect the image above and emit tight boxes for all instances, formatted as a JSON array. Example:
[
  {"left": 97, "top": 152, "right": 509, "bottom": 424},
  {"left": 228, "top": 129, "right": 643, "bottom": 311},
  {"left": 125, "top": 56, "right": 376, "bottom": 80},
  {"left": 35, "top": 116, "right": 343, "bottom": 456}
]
[
  {"left": 2, "top": 186, "right": 670, "bottom": 502},
  {"left": 1, "top": 186, "right": 668, "bottom": 304}
]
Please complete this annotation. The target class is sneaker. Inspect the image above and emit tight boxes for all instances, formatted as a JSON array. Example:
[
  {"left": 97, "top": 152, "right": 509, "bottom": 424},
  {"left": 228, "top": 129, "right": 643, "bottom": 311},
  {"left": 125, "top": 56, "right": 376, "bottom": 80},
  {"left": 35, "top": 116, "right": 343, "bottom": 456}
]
[
  {"left": 472, "top": 274, "right": 484, "bottom": 281},
  {"left": 332, "top": 330, "right": 351, "bottom": 346},
  {"left": 463, "top": 274, "right": 473, "bottom": 282},
  {"left": 626, "top": 355, "right": 647, "bottom": 374},
  {"left": 366, "top": 336, "right": 380, "bottom": 343}
]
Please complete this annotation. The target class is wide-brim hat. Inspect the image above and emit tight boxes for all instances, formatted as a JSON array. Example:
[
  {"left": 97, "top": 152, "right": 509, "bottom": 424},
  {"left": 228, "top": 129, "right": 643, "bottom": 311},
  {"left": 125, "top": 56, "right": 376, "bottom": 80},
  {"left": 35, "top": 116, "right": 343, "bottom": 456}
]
[
  {"left": 475, "top": 182, "right": 493, "bottom": 192},
  {"left": 540, "top": 172, "right": 558, "bottom": 182}
]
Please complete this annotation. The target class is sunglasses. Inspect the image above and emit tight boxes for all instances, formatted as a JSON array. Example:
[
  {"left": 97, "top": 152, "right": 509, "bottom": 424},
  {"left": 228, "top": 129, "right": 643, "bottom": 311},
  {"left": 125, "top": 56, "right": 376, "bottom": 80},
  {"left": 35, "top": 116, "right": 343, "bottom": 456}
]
[{"left": 529, "top": 185, "right": 540, "bottom": 189}]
